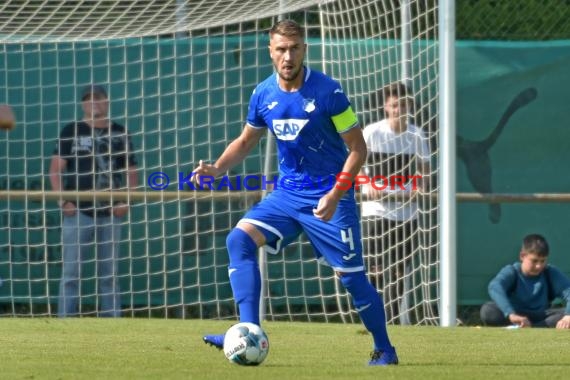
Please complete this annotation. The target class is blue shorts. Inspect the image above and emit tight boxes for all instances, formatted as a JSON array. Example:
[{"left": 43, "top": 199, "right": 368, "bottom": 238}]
[{"left": 240, "top": 189, "right": 364, "bottom": 272}]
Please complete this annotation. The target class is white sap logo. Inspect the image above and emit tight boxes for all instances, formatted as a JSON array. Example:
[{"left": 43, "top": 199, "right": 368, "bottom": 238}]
[{"left": 273, "top": 119, "right": 308, "bottom": 141}]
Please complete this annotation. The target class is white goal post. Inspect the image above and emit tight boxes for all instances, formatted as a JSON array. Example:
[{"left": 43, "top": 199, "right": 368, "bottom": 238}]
[{"left": 0, "top": 0, "right": 442, "bottom": 324}]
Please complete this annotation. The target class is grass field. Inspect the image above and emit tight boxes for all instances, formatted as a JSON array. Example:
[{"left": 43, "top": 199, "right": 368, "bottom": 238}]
[{"left": 1, "top": 319, "right": 569, "bottom": 379}]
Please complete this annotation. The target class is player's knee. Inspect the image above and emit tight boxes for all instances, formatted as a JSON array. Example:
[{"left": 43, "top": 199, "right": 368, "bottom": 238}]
[
  {"left": 339, "top": 271, "right": 370, "bottom": 292},
  {"left": 339, "top": 271, "right": 377, "bottom": 306},
  {"left": 226, "top": 228, "right": 258, "bottom": 264},
  {"left": 235, "top": 222, "right": 266, "bottom": 246}
]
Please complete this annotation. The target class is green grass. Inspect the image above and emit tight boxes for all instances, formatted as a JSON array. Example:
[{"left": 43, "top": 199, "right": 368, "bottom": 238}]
[{"left": 0, "top": 319, "right": 569, "bottom": 379}]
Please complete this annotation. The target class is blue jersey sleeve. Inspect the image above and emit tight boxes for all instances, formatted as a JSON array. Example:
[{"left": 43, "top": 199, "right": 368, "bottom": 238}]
[
  {"left": 328, "top": 85, "right": 351, "bottom": 115},
  {"left": 246, "top": 86, "right": 267, "bottom": 128},
  {"left": 328, "top": 85, "right": 358, "bottom": 133}
]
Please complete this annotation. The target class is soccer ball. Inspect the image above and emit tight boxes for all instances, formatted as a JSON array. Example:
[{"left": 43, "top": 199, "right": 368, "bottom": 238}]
[{"left": 223, "top": 322, "right": 269, "bottom": 365}]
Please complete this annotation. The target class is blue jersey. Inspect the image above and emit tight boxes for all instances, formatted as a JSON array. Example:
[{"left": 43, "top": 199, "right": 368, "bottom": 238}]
[{"left": 247, "top": 67, "right": 359, "bottom": 196}]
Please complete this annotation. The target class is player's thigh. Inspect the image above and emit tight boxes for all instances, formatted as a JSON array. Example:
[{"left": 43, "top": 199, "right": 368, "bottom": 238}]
[
  {"left": 239, "top": 193, "right": 302, "bottom": 254},
  {"left": 300, "top": 200, "right": 364, "bottom": 271}
]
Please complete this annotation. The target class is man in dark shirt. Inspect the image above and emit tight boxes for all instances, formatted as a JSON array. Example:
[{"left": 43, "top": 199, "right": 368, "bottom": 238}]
[{"left": 49, "top": 84, "right": 138, "bottom": 317}]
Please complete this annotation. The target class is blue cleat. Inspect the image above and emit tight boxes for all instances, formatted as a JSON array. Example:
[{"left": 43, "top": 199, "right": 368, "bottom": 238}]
[
  {"left": 368, "top": 348, "right": 399, "bottom": 366},
  {"left": 203, "top": 334, "right": 225, "bottom": 350}
]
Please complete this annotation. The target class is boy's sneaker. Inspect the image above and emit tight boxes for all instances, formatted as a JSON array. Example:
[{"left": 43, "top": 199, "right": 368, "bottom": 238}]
[
  {"left": 203, "top": 334, "right": 225, "bottom": 350},
  {"left": 368, "top": 348, "right": 399, "bottom": 366}
]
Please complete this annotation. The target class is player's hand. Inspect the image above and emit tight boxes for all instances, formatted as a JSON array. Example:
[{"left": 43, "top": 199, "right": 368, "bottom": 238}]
[
  {"left": 313, "top": 193, "right": 340, "bottom": 221},
  {"left": 508, "top": 313, "right": 531, "bottom": 328},
  {"left": 555, "top": 315, "right": 570, "bottom": 329},
  {"left": 362, "top": 184, "right": 384, "bottom": 201},
  {"left": 192, "top": 160, "right": 221, "bottom": 185},
  {"left": 112, "top": 202, "right": 129, "bottom": 218}
]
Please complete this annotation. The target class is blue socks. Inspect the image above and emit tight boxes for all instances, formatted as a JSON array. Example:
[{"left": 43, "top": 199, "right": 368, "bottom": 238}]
[
  {"left": 339, "top": 271, "right": 393, "bottom": 352},
  {"left": 226, "top": 228, "right": 393, "bottom": 353},
  {"left": 226, "top": 228, "right": 261, "bottom": 325}
]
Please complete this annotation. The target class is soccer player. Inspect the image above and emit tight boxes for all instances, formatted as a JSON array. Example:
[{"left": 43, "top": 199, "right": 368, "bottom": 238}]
[{"left": 195, "top": 19, "right": 398, "bottom": 365}]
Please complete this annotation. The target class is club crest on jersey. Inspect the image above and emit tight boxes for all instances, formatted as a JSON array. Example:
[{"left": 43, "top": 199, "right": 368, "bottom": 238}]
[
  {"left": 303, "top": 98, "right": 316, "bottom": 113},
  {"left": 273, "top": 119, "right": 309, "bottom": 141}
]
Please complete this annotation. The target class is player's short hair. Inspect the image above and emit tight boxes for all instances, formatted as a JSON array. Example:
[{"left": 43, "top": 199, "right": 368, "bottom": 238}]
[
  {"left": 269, "top": 19, "right": 305, "bottom": 40},
  {"left": 522, "top": 233, "right": 549, "bottom": 257}
]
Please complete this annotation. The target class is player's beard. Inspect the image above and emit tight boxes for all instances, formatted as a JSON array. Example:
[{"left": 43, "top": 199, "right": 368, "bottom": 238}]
[{"left": 277, "top": 64, "right": 302, "bottom": 83}]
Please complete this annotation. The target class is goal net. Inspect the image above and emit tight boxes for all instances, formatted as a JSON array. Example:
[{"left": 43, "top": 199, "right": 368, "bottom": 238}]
[{"left": 0, "top": 0, "right": 439, "bottom": 324}]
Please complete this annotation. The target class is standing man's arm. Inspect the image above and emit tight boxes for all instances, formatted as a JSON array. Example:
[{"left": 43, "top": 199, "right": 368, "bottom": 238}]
[
  {"left": 127, "top": 165, "right": 138, "bottom": 190},
  {"left": 358, "top": 126, "right": 382, "bottom": 201},
  {"left": 415, "top": 130, "right": 432, "bottom": 193},
  {"left": 114, "top": 131, "right": 139, "bottom": 217},
  {"left": 0, "top": 104, "right": 16, "bottom": 131},
  {"left": 49, "top": 155, "right": 75, "bottom": 215},
  {"left": 49, "top": 155, "right": 66, "bottom": 193},
  {"left": 113, "top": 164, "right": 138, "bottom": 218},
  {"left": 417, "top": 160, "right": 431, "bottom": 192}
]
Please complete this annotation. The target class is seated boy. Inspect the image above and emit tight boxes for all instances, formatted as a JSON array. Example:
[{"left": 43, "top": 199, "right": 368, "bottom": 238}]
[{"left": 480, "top": 233, "right": 570, "bottom": 328}]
